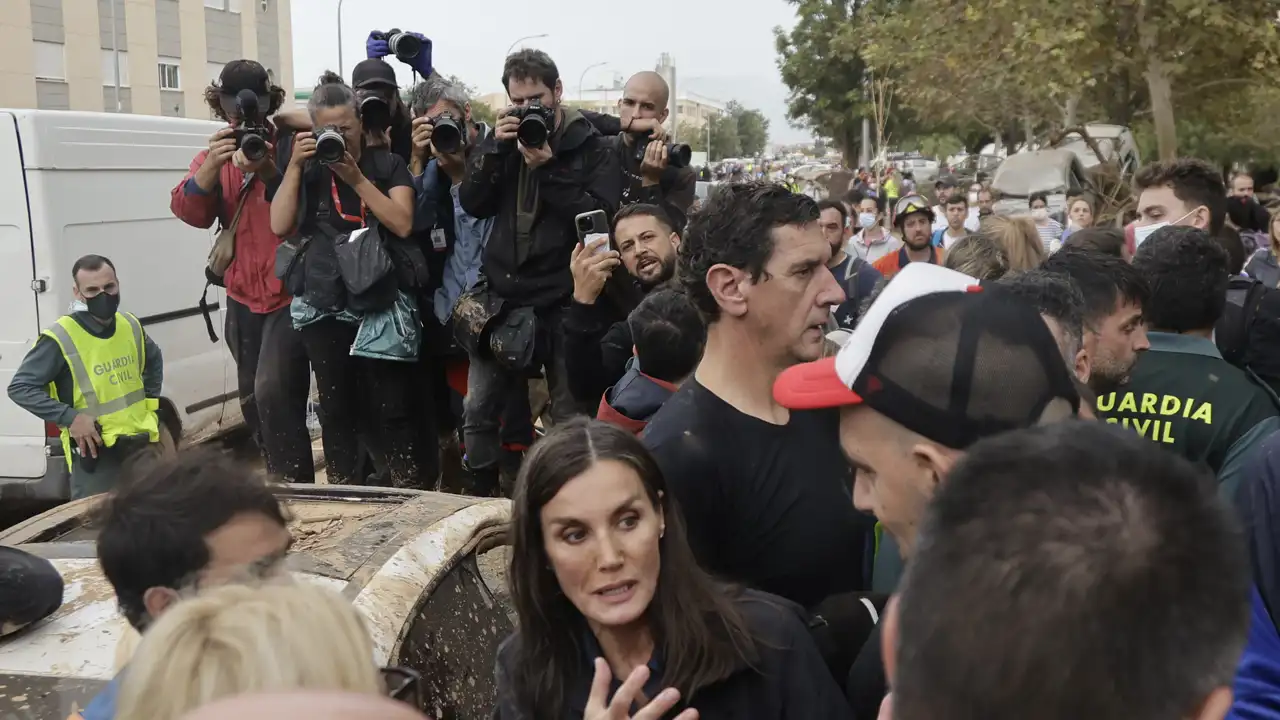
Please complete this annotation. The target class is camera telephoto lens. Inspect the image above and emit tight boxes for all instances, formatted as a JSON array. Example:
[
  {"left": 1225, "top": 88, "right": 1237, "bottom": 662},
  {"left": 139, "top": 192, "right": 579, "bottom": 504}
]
[
  {"left": 240, "top": 132, "right": 268, "bottom": 162},
  {"left": 667, "top": 143, "right": 692, "bottom": 168},
  {"left": 315, "top": 128, "right": 346, "bottom": 165},
  {"left": 517, "top": 111, "right": 549, "bottom": 148},
  {"left": 431, "top": 116, "right": 463, "bottom": 154},
  {"left": 387, "top": 30, "right": 422, "bottom": 61},
  {"left": 360, "top": 94, "right": 391, "bottom": 131}
]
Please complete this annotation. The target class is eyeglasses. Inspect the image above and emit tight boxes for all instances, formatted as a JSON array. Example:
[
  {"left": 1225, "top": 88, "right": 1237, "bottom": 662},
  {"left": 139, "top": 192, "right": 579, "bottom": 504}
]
[{"left": 380, "top": 665, "right": 423, "bottom": 707}]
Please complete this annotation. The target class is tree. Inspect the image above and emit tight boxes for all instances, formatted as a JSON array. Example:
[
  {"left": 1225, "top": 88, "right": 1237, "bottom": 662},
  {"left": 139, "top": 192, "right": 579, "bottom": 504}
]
[
  {"left": 446, "top": 74, "right": 498, "bottom": 127},
  {"left": 729, "top": 101, "right": 771, "bottom": 157},
  {"left": 677, "top": 120, "right": 709, "bottom": 153},
  {"left": 775, "top": 0, "right": 873, "bottom": 164},
  {"left": 710, "top": 113, "right": 742, "bottom": 159},
  {"left": 861, "top": 0, "right": 1280, "bottom": 160}
]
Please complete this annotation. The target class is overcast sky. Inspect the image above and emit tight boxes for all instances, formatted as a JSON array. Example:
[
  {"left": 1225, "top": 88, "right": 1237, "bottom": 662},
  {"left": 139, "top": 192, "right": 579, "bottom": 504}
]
[{"left": 290, "top": 0, "right": 810, "bottom": 144}]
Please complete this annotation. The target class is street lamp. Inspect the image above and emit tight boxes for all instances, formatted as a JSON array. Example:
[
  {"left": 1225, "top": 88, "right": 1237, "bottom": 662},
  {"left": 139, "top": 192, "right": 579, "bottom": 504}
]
[
  {"left": 506, "top": 34, "right": 549, "bottom": 57},
  {"left": 336, "top": 0, "right": 347, "bottom": 78},
  {"left": 578, "top": 62, "right": 607, "bottom": 102}
]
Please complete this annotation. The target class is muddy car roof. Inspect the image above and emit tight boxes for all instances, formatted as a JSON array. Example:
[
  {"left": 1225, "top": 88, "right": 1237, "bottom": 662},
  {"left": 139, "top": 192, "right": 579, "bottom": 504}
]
[{"left": 0, "top": 487, "right": 510, "bottom": 694}]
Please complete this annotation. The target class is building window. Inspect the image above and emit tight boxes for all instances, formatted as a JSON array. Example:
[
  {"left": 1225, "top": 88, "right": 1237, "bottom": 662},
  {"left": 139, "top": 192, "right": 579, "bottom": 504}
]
[
  {"left": 33, "top": 41, "right": 66, "bottom": 81},
  {"left": 204, "top": 0, "right": 239, "bottom": 11},
  {"left": 101, "top": 50, "right": 131, "bottom": 87},
  {"left": 158, "top": 59, "right": 181, "bottom": 90}
]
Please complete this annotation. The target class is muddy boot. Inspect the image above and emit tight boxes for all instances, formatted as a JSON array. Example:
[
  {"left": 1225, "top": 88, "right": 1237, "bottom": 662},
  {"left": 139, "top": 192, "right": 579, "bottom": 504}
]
[
  {"left": 437, "top": 432, "right": 465, "bottom": 493},
  {"left": 498, "top": 446, "right": 525, "bottom": 498},
  {"left": 458, "top": 459, "right": 501, "bottom": 498}
]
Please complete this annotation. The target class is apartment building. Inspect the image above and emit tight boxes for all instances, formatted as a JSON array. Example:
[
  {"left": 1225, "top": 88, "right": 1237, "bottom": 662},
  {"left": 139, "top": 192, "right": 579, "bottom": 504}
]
[{"left": 0, "top": 0, "right": 294, "bottom": 120}]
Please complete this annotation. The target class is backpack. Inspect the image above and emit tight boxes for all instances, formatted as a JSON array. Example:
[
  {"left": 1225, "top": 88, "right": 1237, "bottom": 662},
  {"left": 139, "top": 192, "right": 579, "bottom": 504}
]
[{"left": 1218, "top": 277, "right": 1267, "bottom": 366}]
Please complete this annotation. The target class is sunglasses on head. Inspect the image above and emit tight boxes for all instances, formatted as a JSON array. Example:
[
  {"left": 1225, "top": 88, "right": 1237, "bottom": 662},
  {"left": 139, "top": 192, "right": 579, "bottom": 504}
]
[{"left": 380, "top": 665, "right": 423, "bottom": 707}]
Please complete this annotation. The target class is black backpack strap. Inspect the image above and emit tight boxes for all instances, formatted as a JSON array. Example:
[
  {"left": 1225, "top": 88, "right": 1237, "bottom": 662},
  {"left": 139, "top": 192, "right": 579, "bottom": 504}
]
[{"left": 198, "top": 282, "right": 219, "bottom": 343}]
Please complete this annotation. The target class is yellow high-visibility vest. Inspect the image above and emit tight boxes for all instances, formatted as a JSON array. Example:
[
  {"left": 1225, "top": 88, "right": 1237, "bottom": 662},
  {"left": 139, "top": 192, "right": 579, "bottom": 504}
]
[{"left": 42, "top": 312, "right": 159, "bottom": 469}]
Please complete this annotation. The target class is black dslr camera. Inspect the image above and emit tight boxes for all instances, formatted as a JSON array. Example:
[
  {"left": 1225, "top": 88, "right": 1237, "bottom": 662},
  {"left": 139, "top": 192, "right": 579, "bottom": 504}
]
[
  {"left": 507, "top": 101, "right": 554, "bottom": 147},
  {"left": 631, "top": 134, "right": 692, "bottom": 169},
  {"left": 357, "top": 89, "right": 391, "bottom": 131},
  {"left": 232, "top": 89, "right": 270, "bottom": 162},
  {"left": 430, "top": 114, "right": 464, "bottom": 154},
  {"left": 314, "top": 127, "right": 346, "bottom": 165},
  {"left": 372, "top": 28, "right": 423, "bottom": 62}
]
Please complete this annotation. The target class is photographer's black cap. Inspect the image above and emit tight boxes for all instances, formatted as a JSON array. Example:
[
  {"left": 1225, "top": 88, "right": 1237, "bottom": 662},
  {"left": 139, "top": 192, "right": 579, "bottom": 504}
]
[
  {"left": 353, "top": 59, "right": 398, "bottom": 90},
  {"left": 217, "top": 59, "right": 270, "bottom": 94}
]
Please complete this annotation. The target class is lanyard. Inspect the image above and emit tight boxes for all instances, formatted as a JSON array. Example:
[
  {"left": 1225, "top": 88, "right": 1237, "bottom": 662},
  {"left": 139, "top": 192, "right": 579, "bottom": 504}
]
[{"left": 330, "top": 175, "right": 366, "bottom": 227}]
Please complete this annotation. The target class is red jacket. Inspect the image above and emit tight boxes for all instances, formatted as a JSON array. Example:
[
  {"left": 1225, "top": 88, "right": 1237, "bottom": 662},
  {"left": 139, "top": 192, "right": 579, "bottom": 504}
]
[{"left": 170, "top": 150, "right": 290, "bottom": 314}]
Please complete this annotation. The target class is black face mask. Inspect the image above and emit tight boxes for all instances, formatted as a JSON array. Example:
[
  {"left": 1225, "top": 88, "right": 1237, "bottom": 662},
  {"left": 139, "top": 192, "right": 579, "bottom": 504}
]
[{"left": 85, "top": 292, "right": 120, "bottom": 320}]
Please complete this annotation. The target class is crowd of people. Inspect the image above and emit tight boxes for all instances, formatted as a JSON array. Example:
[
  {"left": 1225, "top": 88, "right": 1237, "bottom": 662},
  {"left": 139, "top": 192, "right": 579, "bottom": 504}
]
[{"left": 9, "top": 24, "right": 1280, "bottom": 720}]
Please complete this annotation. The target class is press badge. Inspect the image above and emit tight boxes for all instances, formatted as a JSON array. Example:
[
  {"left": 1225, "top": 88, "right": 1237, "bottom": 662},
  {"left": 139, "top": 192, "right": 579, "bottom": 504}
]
[{"left": 430, "top": 228, "right": 447, "bottom": 250}]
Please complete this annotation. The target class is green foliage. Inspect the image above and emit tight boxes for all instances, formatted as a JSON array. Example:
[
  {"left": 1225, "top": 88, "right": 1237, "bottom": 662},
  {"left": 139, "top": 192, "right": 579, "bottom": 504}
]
[
  {"left": 677, "top": 121, "right": 708, "bottom": 153},
  {"left": 710, "top": 113, "right": 742, "bottom": 159},
  {"left": 444, "top": 75, "right": 498, "bottom": 127},
  {"left": 775, "top": 0, "right": 870, "bottom": 163},
  {"left": 729, "top": 101, "right": 771, "bottom": 157}
]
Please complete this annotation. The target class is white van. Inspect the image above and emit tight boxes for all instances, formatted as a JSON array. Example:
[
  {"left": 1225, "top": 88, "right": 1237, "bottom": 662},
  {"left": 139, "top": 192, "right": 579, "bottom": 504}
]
[{"left": 0, "top": 109, "right": 244, "bottom": 503}]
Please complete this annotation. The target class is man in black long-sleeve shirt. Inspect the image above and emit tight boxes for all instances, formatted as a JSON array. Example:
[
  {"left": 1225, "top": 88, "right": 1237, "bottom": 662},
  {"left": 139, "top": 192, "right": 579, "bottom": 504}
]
[{"left": 458, "top": 49, "right": 619, "bottom": 494}]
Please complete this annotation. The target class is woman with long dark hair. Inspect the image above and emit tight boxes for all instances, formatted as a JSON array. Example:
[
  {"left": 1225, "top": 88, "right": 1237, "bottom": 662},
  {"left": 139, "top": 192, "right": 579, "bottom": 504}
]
[{"left": 496, "top": 419, "right": 852, "bottom": 719}]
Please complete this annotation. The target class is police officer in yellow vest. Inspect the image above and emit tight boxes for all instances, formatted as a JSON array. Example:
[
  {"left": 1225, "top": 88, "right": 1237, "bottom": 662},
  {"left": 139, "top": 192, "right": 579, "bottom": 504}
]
[{"left": 6, "top": 255, "right": 164, "bottom": 499}]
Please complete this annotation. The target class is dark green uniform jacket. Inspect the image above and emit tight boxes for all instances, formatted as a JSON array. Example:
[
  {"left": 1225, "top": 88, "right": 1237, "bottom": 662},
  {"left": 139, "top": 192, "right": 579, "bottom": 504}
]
[{"left": 1097, "top": 332, "right": 1280, "bottom": 501}]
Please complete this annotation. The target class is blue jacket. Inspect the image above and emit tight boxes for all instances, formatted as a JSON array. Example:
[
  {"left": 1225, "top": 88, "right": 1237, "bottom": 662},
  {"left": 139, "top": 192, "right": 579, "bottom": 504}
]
[
  {"left": 1228, "top": 431, "right": 1280, "bottom": 719},
  {"left": 411, "top": 123, "right": 494, "bottom": 326},
  {"left": 1230, "top": 588, "right": 1280, "bottom": 720}
]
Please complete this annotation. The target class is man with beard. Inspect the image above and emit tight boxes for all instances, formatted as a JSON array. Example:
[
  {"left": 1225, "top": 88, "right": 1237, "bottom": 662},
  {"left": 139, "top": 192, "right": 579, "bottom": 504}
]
[
  {"left": 872, "top": 195, "right": 946, "bottom": 279},
  {"left": 1097, "top": 226, "right": 1280, "bottom": 501},
  {"left": 1041, "top": 248, "right": 1151, "bottom": 395},
  {"left": 819, "top": 199, "right": 881, "bottom": 330},
  {"left": 1229, "top": 171, "right": 1271, "bottom": 233},
  {"left": 565, "top": 203, "right": 680, "bottom": 407}
]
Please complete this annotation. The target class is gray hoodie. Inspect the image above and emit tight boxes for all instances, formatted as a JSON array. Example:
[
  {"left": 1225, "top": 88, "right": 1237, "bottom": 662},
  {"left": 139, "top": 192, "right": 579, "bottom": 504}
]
[{"left": 1246, "top": 248, "right": 1280, "bottom": 289}]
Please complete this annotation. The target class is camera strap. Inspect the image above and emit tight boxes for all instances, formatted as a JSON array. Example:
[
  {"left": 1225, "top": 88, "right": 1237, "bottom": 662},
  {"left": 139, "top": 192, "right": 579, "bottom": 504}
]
[{"left": 330, "top": 175, "right": 366, "bottom": 227}]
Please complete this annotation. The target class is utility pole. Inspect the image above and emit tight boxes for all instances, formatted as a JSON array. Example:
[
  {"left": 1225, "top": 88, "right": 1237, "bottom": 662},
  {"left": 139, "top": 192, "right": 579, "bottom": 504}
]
[
  {"left": 337, "top": 0, "right": 346, "bottom": 78},
  {"left": 109, "top": 0, "right": 121, "bottom": 112}
]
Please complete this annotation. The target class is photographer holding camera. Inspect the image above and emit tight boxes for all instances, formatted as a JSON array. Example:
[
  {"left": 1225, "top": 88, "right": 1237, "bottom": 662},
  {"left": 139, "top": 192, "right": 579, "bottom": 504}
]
[
  {"left": 407, "top": 77, "right": 536, "bottom": 494},
  {"left": 268, "top": 72, "right": 430, "bottom": 489},
  {"left": 169, "top": 59, "right": 313, "bottom": 485},
  {"left": 613, "top": 71, "right": 696, "bottom": 229},
  {"left": 456, "top": 49, "right": 620, "bottom": 495}
]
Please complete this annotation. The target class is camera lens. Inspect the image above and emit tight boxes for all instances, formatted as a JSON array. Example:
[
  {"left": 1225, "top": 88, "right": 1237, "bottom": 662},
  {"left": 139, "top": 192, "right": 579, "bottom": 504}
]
[
  {"left": 240, "top": 132, "right": 268, "bottom": 162},
  {"left": 432, "top": 116, "right": 463, "bottom": 154},
  {"left": 517, "top": 112, "right": 549, "bottom": 148},
  {"left": 315, "top": 129, "right": 346, "bottom": 165},
  {"left": 388, "top": 32, "right": 421, "bottom": 61},
  {"left": 359, "top": 94, "right": 390, "bottom": 131},
  {"left": 667, "top": 143, "right": 692, "bottom": 168}
]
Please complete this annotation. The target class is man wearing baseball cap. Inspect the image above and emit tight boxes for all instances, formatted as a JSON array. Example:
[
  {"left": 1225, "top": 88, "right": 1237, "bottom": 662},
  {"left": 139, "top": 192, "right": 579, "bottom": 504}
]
[
  {"left": 772, "top": 262, "right": 1081, "bottom": 718},
  {"left": 871, "top": 195, "right": 946, "bottom": 280}
]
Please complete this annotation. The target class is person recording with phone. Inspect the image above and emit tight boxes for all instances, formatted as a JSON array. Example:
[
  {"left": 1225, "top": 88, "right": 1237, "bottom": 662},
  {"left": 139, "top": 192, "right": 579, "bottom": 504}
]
[
  {"left": 169, "top": 59, "right": 314, "bottom": 485},
  {"left": 268, "top": 72, "right": 430, "bottom": 489},
  {"left": 456, "top": 48, "right": 620, "bottom": 496},
  {"left": 613, "top": 71, "right": 696, "bottom": 229}
]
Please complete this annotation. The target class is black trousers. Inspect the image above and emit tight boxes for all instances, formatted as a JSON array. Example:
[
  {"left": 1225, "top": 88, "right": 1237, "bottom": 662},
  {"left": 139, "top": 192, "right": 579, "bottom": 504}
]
[
  {"left": 300, "top": 317, "right": 435, "bottom": 488},
  {"left": 225, "top": 298, "right": 314, "bottom": 482}
]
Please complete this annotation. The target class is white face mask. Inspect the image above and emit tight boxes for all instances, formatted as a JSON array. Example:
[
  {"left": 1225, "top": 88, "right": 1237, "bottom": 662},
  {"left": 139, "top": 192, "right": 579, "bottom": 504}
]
[
  {"left": 858, "top": 212, "right": 878, "bottom": 229},
  {"left": 1133, "top": 208, "right": 1199, "bottom": 248},
  {"left": 1031, "top": 207, "right": 1050, "bottom": 221}
]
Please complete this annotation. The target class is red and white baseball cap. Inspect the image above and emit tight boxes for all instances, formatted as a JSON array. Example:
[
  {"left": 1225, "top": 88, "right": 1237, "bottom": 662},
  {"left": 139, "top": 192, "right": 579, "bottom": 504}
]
[{"left": 773, "top": 263, "right": 1080, "bottom": 449}]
